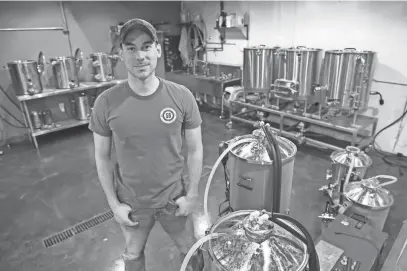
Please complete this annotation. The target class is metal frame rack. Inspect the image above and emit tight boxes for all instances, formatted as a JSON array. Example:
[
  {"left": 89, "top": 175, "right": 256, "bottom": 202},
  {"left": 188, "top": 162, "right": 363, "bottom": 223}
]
[
  {"left": 227, "top": 100, "right": 378, "bottom": 151},
  {"left": 17, "top": 80, "right": 126, "bottom": 149}
]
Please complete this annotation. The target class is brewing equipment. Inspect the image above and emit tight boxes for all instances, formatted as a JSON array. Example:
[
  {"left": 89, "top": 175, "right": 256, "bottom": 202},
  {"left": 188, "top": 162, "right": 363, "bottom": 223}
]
[
  {"left": 320, "top": 146, "right": 372, "bottom": 205},
  {"left": 50, "top": 48, "right": 83, "bottom": 89},
  {"left": 71, "top": 93, "right": 91, "bottom": 120},
  {"left": 30, "top": 111, "right": 43, "bottom": 129},
  {"left": 275, "top": 47, "right": 323, "bottom": 100},
  {"left": 89, "top": 52, "right": 117, "bottom": 82},
  {"left": 180, "top": 210, "right": 319, "bottom": 271},
  {"left": 41, "top": 110, "right": 55, "bottom": 129},
  {"left": 344, "top": 175, "right": 397, "bottom": 231},
  {"left": 206, "top": 210, "right": 309, "bottom": 271},
  {"left": 6, "top": 51, "right": 46, "bottom": 96},
  {"left": 320, "top": 48, "right": 377, "bottom": 111},
  {"left": 219, "top": 127, "right": 297, "bottom": 215},
  {"left": 243, "top": 46, "right": 280, "bottom": 93}
]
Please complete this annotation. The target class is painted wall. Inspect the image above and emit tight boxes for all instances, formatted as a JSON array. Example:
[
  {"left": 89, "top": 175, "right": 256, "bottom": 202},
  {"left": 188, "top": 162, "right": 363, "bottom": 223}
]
[
  {"left": 184, "top": 1, "right": 407, "bottom": 155},
  {"left": 0, "top": 1, "right": 180, "bottom": 145}
]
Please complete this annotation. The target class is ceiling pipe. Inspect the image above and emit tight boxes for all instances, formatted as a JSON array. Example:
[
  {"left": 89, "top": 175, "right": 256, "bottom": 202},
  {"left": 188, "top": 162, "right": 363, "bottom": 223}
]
[{"left": 0, "top": 27, "right": 64, "bottom": 32}]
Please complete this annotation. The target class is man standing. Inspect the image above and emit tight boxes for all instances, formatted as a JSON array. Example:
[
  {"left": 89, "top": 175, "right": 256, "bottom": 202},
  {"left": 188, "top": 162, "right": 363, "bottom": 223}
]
[{"left": 89, "top": 18, "right": 204, "bottom": 271}]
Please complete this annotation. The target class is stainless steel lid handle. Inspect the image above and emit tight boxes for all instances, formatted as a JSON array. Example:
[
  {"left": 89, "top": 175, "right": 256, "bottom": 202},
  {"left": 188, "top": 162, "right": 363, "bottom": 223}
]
[{"left": 374, "top": 175, "right": 398, "bottom": 188}]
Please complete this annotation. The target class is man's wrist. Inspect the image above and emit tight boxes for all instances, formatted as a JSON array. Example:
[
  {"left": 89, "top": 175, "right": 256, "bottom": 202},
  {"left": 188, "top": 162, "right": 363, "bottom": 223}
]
[{"left": 186, "top": 187, "right": 199, "bottom": 199}]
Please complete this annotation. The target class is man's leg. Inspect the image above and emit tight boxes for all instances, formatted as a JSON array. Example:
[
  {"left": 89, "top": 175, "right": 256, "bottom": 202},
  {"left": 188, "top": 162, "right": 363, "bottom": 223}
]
[
  {"left": 158, "top": 202, "right": 205, "bottom": 271},
  {"left": 120, "top": 208, "right": 155, "bottom": 271}
]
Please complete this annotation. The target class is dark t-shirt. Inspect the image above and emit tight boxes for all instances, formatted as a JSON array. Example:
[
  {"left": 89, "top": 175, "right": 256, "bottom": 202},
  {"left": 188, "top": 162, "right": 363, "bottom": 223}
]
[{"left": 89, "top": 78, "right": 202, "bottom": 209}]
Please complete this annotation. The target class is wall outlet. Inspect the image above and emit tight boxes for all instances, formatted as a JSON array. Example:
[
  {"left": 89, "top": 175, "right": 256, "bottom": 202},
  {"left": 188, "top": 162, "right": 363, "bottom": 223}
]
[{"left": 59, "top": 103, "right": 65, "bottom": 112}]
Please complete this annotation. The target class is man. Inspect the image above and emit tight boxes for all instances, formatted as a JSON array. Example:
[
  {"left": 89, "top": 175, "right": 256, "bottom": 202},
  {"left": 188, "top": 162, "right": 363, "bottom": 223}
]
[{"left": 89, "top": 18, "right": 204, "bottom": 271}]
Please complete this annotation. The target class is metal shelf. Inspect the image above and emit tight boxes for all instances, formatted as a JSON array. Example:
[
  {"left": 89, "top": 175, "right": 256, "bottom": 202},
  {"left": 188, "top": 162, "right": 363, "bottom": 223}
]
[
  {"left": 32, "top": 119, "right": 89, "bottom": 137},
  {"left": 18, "top": 80, "right": 127, "bottom": 101},
  {"left": 18, "top": 79, "right": 126, "bottom": 150}
]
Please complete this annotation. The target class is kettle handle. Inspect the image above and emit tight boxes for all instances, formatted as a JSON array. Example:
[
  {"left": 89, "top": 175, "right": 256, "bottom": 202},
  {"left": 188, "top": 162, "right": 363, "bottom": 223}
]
[
  {"left": 74, "top": 48, "right": 84, "bottom": 70},
  {"left": 37, "top": 51, "right": 46, "bottom": 75},
  {"left": 374, "top": 175, "right": 398, "bottom": 188}
]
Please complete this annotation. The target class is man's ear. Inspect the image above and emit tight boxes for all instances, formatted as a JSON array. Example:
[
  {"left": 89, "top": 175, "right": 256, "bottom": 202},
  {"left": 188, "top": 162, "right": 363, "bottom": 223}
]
[{"left": 156, "top": 42, "right": 162, "bottom": 58}]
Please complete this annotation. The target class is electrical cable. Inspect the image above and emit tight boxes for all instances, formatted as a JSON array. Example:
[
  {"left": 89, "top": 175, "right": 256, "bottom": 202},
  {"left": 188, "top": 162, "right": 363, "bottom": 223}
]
[
  {"left": 371, "top": 107, "right": 407, "bottom": 172},
  {"left": 0, "top": 105, "right": 25, "bottom": 126},
  {"left": 262, "top": 125, "right": 282, "bottom": 213},
  {"left": 0, "top": 113, "right": 27, "bottom": 129},
  {"left": 0, "top": 85, "right": 21, "bottom": 111}
]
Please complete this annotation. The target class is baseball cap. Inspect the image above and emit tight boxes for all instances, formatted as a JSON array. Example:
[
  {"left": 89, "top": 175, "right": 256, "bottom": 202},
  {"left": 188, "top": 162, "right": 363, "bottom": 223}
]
[{"left": 119, "top": 18, "right": 158, "bottom": 44}]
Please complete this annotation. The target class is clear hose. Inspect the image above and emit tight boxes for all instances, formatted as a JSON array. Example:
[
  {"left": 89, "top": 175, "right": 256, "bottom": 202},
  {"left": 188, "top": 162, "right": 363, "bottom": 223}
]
[
  {"left": 179, "top": 233, "right": 227, "bottom": 271},
  {"left": 203, "top": 138, "right": 254, "bottom": 222}
]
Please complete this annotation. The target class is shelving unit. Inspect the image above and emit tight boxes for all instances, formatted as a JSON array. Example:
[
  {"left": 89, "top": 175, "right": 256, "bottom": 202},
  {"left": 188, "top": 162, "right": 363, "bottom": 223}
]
[
  {"left": 18, "top": 79, "right": 126, "bottom": 149},
  {"left": 215, "top": 25, "right": 249, "bottom": 40}
]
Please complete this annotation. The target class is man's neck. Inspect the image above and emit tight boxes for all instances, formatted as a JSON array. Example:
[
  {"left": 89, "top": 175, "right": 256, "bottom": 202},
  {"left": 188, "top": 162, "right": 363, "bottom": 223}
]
[{"left": 127, "top": 73, "right": 160, "bottom": 96}]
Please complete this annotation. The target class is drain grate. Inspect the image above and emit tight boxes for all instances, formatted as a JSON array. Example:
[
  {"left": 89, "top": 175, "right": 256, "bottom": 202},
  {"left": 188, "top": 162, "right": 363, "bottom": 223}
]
[{"left": 43, "top": 210, "right": 114, "bottom": 248}]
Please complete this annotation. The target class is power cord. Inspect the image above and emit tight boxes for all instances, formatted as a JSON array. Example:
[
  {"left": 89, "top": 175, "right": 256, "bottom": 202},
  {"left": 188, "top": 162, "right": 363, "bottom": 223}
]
[{"left": 371, "top": 107, "right": 407, "bottom": 175}]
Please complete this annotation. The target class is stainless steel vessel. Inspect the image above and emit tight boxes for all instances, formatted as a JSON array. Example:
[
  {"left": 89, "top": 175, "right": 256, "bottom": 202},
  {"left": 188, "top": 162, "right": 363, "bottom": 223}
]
[
  {"left": 320, "top": 48, "right": 377, "bottom": 110},
  {"left": 72, "top": 93, "right": 91, "bottom": 120},
  {"left": 328, "top": 146, "right": 372, "bottom": 194},
  {"left": 50, "top": 48, "right": 83, "bottom": 89},
  {"left": 6, "top": 52, "right": 46, "bottom": 96},
  {"left": 226, "top": 129, "right": 297, "bottom": 214},
  {"left": 276, "top": 46, "right": 323, "bottom": 99},
  {"left": 243, "top": 45, "right": 280, "bottom": 93},
  {"left": 344, "top": 175, "right": 397, "bottom": 231},
  {"left": 89, "top": 52, "right": 117, "bottom": 82},
  {"left": 207, "top": 210, "right": 308, "bottom": 271}
]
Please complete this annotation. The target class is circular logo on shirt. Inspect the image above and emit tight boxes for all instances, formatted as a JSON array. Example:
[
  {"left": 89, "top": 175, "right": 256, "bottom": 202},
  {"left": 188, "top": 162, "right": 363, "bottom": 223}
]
[{"left": 160, "top": 107, "right": 177, "bottom": 124}]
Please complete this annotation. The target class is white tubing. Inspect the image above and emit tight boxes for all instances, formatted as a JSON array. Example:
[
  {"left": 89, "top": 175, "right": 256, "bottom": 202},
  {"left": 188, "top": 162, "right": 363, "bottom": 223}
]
[
  {"left": 179, "top": 233, "right": 227, "bottom": 271},
  {"left": 203, "top": 138, "right": 254, "bottom": 222}
]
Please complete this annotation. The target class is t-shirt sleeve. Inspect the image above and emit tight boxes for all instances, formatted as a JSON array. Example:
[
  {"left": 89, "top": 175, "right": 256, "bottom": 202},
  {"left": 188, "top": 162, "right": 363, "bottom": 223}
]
[
  {"left": 183, "top": 87, "right": 202, "bottom": 130},
  {"left": 88, "top": 94, "right": 112, "bottom": 137}
]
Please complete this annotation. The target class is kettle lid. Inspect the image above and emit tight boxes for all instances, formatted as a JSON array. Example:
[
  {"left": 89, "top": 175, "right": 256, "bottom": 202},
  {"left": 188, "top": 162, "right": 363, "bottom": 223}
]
[
  {"left": 228, "top": 128, "right": 297, "bottom": 164},
  {"left": 344, "top": 175, "right": 397, "bottom": 209},
  {"left": 330, "top": 146, "right": 372, "bottom": 168}
]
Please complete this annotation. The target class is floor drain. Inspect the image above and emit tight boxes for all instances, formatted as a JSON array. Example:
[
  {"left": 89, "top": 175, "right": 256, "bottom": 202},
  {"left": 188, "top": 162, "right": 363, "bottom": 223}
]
[{"left": 43, "top": 210, "right": 114, "bottom": 248}]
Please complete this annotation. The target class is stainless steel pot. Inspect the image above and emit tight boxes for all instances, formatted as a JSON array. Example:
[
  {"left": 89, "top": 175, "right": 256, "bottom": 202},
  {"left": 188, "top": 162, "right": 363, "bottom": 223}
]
[
  {"left": 226, "top": 129, "right": 297, "bottom": 214},
  {"left": 71, "top": 93, "right": 91, "bottom": 120},
  {"left": 320, "top": 48, "right": 377, "bottom": 110},
  {"left": 276, "top": 46, "right": 323, "bottom": 99},
  {"left": 207, "top": 210, "right": 308, "bottom": 271},
  {"left": 51, "top": 48, "right": 83, "bottom": 89},
  {"left": 329, "top": 146, "right": 372, "bottom": 186},
  {"left": 344, "top": 175, "right": 397, "bottom": 231},
  {"left": 243, "top": 45, "right": 280, "bottom": 93},
  {"left": 89, "top": 52, "right": 117, "bottom": 82},
  {"left": 6, "top": 52, "right": 46, "bottom": 96}
]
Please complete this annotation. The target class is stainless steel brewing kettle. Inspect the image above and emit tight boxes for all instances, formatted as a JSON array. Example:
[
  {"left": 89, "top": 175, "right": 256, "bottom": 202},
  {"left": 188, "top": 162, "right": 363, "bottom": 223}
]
[
  {"left": 50, "top": 48, "right": 83, "bottom": 89},
  {"left": 71, "top": 93, "right": 91, "bottom": 120},
  {"left": 88, "top": 52, "right": 118, "bottom": 82},
  {"left": 5, "top": 51, "right": 46, "bottom": 96}
]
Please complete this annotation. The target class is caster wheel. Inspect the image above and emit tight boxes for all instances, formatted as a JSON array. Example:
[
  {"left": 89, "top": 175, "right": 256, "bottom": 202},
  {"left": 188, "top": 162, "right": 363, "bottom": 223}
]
[{"left": 226, "top": 121, "right": 233, "bottom": 129}]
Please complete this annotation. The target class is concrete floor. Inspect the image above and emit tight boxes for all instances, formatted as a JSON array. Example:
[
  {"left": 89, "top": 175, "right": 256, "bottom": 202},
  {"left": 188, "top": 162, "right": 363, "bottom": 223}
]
[{"left": 0, "top": 111, "right": 406, "bottom": 271}]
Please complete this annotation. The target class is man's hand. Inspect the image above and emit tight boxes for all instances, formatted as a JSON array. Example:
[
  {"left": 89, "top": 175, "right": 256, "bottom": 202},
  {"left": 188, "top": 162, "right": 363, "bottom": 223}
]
[
  {"left": 175, "top": 196, "right": 197, "bottom": 216},
  {"left": 112, "top": 203, "right": 139, "bottom": 226}
]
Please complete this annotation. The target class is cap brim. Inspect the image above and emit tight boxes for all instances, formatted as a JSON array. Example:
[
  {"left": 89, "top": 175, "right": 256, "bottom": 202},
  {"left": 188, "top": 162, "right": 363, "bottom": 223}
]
[{"left": 120, "top": 24, "right": 157, "bottom": 44}]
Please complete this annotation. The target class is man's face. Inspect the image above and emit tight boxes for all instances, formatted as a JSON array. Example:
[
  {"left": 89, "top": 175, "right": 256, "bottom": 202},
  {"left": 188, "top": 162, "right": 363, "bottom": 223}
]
[{"left": 121, "top": 28, "right": 161, "bottom": 80}]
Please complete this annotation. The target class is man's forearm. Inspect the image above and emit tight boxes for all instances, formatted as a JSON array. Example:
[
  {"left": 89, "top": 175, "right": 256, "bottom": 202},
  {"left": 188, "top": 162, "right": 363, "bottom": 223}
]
[
  {"left": 95, "top": 157, "right": 120, "bottom": 208},
  {"left": 186, "top": 149, "right": 203, "bottom": 198}
]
